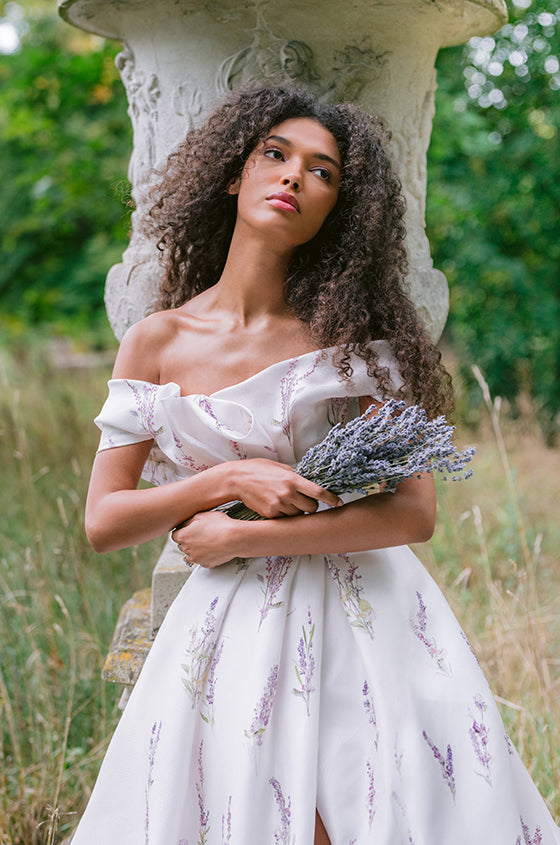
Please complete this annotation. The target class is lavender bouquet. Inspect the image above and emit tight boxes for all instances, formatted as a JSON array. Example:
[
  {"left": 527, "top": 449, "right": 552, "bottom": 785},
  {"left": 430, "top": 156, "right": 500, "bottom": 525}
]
[{"left": 225, "top": 399, "right": 475, "bottom": 521}]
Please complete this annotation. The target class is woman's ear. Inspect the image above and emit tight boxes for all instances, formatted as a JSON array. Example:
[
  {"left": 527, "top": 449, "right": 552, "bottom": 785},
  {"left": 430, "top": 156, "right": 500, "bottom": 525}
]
[{"left": 227, "top": 176, "right": 240, "bottom": 196}]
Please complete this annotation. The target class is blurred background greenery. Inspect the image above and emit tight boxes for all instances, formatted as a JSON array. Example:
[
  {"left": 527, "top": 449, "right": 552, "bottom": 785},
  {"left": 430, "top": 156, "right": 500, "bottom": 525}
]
[{"left": 0, "top": 0, "right": 559, "bottom": 435}]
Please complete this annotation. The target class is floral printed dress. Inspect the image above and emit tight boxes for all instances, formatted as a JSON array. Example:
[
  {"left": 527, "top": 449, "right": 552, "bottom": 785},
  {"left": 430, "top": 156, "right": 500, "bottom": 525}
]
[{"left": 71, "top": 342, "right": 560, "bottom": 845}]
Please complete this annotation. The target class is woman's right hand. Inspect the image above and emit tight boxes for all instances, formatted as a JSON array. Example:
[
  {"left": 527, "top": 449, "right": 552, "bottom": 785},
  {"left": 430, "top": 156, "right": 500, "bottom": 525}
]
[{"left": 227, "top": 458, "right": 342, "bottom": 518}]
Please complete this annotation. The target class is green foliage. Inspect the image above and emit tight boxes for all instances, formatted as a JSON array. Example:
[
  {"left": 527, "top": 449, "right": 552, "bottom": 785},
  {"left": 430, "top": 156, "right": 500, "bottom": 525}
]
[
  {"left": 0, "top": 5, "right": 131, "bottom": 337},
  {"left": 428, "top": 1, "right": 560, "bottom": 440}
]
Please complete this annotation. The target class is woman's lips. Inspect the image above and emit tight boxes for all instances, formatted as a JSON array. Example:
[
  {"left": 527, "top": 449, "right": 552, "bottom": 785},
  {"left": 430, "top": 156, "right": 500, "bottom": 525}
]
[{"left": 266, "top": 192, "right": 300, "bottom": 213}]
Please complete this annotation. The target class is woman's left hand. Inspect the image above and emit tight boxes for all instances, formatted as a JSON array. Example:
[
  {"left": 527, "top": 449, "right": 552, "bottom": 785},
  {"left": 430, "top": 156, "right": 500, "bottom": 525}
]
[{"left": 171, "top": 510, "right": 243, "bottom": 569}]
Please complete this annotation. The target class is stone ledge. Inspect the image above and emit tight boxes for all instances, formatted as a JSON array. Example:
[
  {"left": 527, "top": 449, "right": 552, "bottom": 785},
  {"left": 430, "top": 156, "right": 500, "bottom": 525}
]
[
  {"left": 102, "top": 587, "right": 153, "bottom": 689},
  {"left": 151, "top": 536, "right": 193, "bottom": 635}
]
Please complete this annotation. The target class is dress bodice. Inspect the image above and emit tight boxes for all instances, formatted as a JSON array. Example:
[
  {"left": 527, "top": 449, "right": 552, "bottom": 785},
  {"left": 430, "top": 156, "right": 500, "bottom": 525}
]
[{"left": 94, "top": 341, "right": 402, "bottom": 486}]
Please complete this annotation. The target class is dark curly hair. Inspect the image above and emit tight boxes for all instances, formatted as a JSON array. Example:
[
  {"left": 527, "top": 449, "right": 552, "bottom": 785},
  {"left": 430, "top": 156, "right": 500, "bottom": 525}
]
[{"left": 147, "top": 81, "right": 453, "bottom": 418}]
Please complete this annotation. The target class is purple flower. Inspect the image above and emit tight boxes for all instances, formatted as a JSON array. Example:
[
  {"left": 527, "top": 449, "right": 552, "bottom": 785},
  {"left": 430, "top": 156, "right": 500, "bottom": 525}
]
[
  {"left": 505, "top": 732, "right": 515, "bottom": 756},
  {"left": 460, "top": 630, "right": 480, "bottom": 664},
  {"left": 173, "top": 432, "right": 211, "bottom": 472},
  {"left": 422, "top": 730, "right": 456, "bottom": 800},
  {"left": 127, "top": 380, "right": 165, "bottom": 438},
  {"left": 366, "top": 760, "right": 376, "bottom": 828},
  {"left": 182, "top": 597, "right": 220, "bottom": 709},
  {"left": 326, "top": 554, "right": 374, "bottom": 639},
  {"left": 292, "top": 607, "right": 315, "bottom": 716},
  {"left": 228, "top": 399, "right": 475, "bottom": 521},
  {"left": 520, "top": 817, "right": 543, "bottom": 845},
  {"left": 269, "top": 777, "right": 292, "bottom": 844},
  {"left": 201, "top": 641, "right": 224, "bottom": 726},
  {"left": 257, "top": 556, "right": 293, "bottom": 629},
  {"left": 196, "top": 740, "right": 210, "bottom": 844},
  {"left": 275, "top": 354, "right": 323, "bottom": 441},
  {"left": 362, "top": 680, "right": 379, "bottom": 749},
  {"left": 221, "top": 795, "right": 232, "bottom": 845},
  {"left": 245, "top": 664, "right": 279, "bottom": 749},
  {"left": 144, "top": 721, "right": 162, "bottom": 844},
  {"left": 469, "top": 695, "right": 492, "bottom": 785},
  {"left": 410, "top": 592, "right": 451, "bottom": 676}
]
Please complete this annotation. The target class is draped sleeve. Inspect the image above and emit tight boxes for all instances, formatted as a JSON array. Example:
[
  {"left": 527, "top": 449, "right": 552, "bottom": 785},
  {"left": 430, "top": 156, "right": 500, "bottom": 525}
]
[{"left": 94, "top": 379, "right": 185, "bottom": 486}]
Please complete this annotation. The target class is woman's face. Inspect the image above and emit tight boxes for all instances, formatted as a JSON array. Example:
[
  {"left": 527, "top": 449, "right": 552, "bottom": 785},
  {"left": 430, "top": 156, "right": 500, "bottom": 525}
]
[{"left": 229, "top": 117, "right": 342, "bottom": 249}]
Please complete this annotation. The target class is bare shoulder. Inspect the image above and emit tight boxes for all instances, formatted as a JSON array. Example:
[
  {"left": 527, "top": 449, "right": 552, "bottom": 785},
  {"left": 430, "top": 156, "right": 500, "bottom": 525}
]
[{"left": 111, "top": 310, "right": 183, "bottom": 382}]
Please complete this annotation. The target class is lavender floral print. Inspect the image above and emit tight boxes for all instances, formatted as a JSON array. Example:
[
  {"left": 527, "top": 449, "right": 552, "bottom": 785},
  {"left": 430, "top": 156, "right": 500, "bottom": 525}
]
[
  {"left": 422, "top": 730, "right": 456, "bottom": 801},
  {"left": 196, "top": 740, "right": 210, "bottom": 845},
  {"left": 362, "top": 680, "right": 379, "bottom": 750},
  {"left": 245, "top": 664, "right": 279, "bottom": 754},
  {"left": 144, "top": 720, "right": 162, "bottom": 845},
  {"left": 257, "top": 556, "right": 293, "bottom": 629},
  {"left": 275, "top": 353, "right": 323, "bottom": 441},
  {"left": 197, "top": 397, "right": 248, "bottom": 460},
  {"left": 269, "top": 777, "right": 293, "bottom": 845},
  {"left": 518, "top": 817, "right": 544, "bottom": 845},
  {"left": 127, "top": 380, "right": 165, "bottom": 439},
  {"left": 410, "top": 592, "right": 451, "bottom": 676},
  {"left": 201, "top": 641, "right": 224, "bottom": 726},
  {"left": 182, "top": 597, "right": 220, "bottom": 711},
  {"left": 292, "top": 607, "right": 315, "bottom": 716},
  {"left": 173, "top": 432, "right": 211, "bottom": 473},
  {"left": 221, "top": 796, "right": 232, "bottom": 845},
  {"left": 469, "top": 694, "right": 492, "bottom": 785},
  {"left": 366, "top": 760, "right": 376, "bottom": 828},
  {"left": 325, "top": 554, "right": 374, "bottom": 638}
]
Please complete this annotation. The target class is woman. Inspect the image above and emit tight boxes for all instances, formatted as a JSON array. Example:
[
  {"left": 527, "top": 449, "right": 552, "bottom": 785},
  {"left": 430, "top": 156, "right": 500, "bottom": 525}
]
[{"left": 73, "top": 83, "right": 560, "bottom": 844}]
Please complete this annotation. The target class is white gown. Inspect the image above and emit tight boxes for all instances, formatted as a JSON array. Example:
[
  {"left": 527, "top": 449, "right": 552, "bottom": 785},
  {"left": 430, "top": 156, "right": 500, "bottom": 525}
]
[{"left": 72, "top": 343, "right": 560, "bottom": 845}]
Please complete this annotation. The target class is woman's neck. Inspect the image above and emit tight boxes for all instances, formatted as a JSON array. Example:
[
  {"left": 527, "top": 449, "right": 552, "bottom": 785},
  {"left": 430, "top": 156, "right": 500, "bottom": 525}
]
[{"left": 210, "top": 225, "right": 295, "bottom": 325}]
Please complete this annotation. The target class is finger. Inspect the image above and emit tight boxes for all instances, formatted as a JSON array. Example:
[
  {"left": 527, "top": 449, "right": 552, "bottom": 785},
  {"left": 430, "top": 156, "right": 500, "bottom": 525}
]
[
  {"left": 289, "top": 493, "right": 320, "bottom": 514},
  {"left": 295, "top": 479, "right": 342, "bottom": 508}
]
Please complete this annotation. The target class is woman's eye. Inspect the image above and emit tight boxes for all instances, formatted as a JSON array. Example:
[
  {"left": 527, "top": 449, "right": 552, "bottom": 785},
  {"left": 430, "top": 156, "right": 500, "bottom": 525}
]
[
  {"left": 312, "top": 166, "right": 331, "bottom": 182},
  {"left": 264, "top": 148, "right": 284, "bottom": 161}
]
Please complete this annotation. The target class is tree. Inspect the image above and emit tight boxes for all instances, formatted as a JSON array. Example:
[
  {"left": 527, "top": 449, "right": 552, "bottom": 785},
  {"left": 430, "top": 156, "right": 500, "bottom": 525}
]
[
  {"left": 0, "top": 2, "right": 131, "bottom": 339},
  {"left": 428, "top": 0, "right": 560, "bottom": 439}
]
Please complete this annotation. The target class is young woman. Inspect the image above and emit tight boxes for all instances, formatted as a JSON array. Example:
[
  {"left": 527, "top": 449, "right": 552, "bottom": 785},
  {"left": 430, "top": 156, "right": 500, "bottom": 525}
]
[{"left": 72, "top": 83, "right": 560, "bottom": 844}]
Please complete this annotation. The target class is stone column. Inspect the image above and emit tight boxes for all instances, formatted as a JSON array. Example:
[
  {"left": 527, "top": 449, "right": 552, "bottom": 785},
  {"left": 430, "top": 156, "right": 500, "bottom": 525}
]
[{"left": 59, "top": 0, "right": 507, "bottom": 700}]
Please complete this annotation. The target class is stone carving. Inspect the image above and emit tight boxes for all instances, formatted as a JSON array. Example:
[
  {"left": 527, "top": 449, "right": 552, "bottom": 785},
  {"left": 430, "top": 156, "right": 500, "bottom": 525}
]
[
  {"left": 115, "top": 43, "right": 161, "bottom": 184},
  {"left": 173, "top": 77, "right": 203, "bottom": 131},
  {"left": 216, "top": 6, "right": 387, "bottom": 105}
]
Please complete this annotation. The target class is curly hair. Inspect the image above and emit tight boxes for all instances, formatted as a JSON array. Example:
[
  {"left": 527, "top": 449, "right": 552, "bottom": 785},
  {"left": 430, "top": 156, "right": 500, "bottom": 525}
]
[{"left": 146, "top": 81, "right": 453, "bottom": 418}]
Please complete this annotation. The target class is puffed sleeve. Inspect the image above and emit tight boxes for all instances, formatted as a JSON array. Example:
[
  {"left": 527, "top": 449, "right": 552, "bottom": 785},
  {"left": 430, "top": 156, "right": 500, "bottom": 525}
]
[
  {"left": 94, "top": 379, "right": 168, "bottom": 451},
  {"left": 93, "top": 379, "right": 183, "bottom": 485}
]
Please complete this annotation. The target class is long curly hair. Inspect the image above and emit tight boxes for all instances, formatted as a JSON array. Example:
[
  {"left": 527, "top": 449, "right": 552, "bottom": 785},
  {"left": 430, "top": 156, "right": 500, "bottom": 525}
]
[{"left": 147, "top": 82, "right": 453, "bottom": 417}]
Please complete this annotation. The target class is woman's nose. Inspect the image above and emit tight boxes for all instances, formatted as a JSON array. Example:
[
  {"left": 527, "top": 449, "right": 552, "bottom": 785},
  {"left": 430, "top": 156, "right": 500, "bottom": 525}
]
[{"left": 281, "top": 172, "right": 301, "bottom": 191}]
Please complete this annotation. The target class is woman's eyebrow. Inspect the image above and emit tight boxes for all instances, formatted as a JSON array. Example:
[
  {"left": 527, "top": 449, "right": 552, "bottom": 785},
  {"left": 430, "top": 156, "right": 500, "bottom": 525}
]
[{"left": 264, "top": 134, "right": 341, "bottom": 171}]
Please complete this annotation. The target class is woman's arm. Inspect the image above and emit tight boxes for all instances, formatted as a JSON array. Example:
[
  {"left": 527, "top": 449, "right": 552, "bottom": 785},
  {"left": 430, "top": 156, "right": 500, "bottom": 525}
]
[
  {"left": 171, "top": 474, "right": 437, "bottom": 567},
  {"left": 85, "top": 448, "right": 341, "bottom": 553}
]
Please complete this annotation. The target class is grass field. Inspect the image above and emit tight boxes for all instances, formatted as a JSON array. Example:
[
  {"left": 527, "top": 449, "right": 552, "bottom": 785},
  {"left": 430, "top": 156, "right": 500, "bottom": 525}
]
[{"left": 0, "top": 338, "right": 559, "bottom": 843}]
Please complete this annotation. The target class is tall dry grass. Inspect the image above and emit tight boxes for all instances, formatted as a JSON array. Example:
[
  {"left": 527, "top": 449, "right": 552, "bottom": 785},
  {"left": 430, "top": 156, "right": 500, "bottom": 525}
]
[
  {"left": 416, "top": 365, "right": 560, "bottom": 813},
  {"left": 0, "top": 339, "right": 161, "bottom": 844},
  {"left": 0, "top": 338, "right": 558, "bottom": 842}
]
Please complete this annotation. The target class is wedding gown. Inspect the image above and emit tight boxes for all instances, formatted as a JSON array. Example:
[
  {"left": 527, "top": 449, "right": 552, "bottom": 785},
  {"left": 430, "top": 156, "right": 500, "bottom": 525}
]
[{"left": 71, "top": 342, "right": 560, "bottom": 845}]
